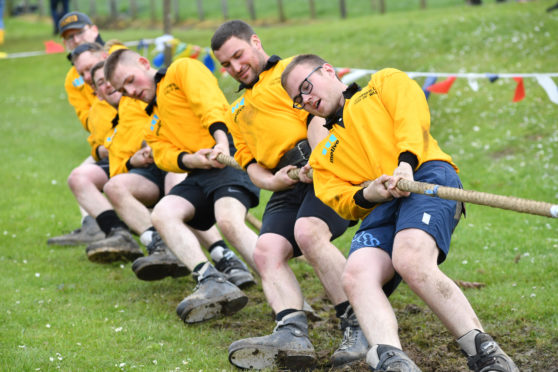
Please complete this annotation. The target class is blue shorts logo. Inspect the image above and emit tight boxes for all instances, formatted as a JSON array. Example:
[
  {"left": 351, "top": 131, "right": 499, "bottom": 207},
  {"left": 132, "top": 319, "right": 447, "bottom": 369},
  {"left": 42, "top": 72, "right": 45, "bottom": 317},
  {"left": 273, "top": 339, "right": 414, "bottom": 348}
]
[{"left": 352, "top": 231, "right": 381, "bottom": 248}]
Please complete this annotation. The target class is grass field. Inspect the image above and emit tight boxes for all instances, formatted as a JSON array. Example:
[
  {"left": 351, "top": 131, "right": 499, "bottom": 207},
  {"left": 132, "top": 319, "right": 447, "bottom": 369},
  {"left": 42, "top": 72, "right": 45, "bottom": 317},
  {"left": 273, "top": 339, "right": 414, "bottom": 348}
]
[
  {"left": 36, "top": 0, "right": 469, "bottom": 25},
  {"left": 1, "top": 1, "right": 557, "bottom": 371}
]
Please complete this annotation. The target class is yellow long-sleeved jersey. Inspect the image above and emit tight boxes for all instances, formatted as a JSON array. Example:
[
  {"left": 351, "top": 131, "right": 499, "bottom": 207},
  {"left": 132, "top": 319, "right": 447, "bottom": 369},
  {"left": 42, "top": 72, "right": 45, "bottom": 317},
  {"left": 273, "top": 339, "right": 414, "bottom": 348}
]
[
  {"left": 145, "top": 58, "right": 229, "bottom": 173},
  {"left": 310, "top": 68, "right": 457, "bottom": 221},
  {"left": 104, "top": 97, "right": 149, "bottom": 177},
  {"left": 87, "top": 97, "right": 117, "bottom": 161},
  {"left": 227, "top": 56, "right": 310, "bottom": 170},
  {"left": 64, "top": 66, "right": 96, "bottom": 131}
]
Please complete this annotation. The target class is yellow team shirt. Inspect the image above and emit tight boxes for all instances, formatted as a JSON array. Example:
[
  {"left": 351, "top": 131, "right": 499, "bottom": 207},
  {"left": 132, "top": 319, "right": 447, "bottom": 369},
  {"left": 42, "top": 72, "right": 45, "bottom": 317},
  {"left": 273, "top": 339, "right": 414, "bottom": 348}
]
[
  {"left": 310, "top": 68, "right": 457, "bottom": 221},
  {"left": 64, "top": 66, "right": 96, "bottom": 131},
  {"left": 145, "top": 58, "right": 229, "bottom": 173},
  {"left": 227, "top": 56, "right": 309, "bottom": 170},
  {"left": 87, "top": 97, "right": 117, "bottom": 161},
  {"left": 104, "top": 97, "right": 150, "bottom": 177}
]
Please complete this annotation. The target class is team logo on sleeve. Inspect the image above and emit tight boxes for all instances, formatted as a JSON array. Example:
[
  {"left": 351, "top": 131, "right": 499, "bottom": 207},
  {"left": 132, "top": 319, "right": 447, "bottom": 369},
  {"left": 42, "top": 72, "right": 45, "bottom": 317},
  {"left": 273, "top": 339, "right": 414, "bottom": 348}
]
[
  {"left": 72, "top": 76, "right": 84, "bottom": 87},
  {"left": 321, "top": 134, "right": 339, "bottom": 163},
  {"left": 106, "top": 128, "right": 117, "bottom": 143},
  {"left": 231, "top": 97, "right": 245, "bottom": 113},
  {"left": 231, "top": 97, "right": 245, "bottom": 122},
  {"left": 150, "top": 114, "right": 159, "bottom": 131},
  {"left": 163, "top": 83, "right": 179, "bottom": 95}
]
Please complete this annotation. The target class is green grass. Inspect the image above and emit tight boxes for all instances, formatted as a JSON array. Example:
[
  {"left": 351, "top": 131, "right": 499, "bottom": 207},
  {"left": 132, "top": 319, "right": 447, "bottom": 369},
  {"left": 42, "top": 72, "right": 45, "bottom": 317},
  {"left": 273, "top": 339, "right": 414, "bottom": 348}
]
[
  {"left": 66, "top": 0, "right": 464, "bottom": 24},
  {"left": 1, "top": 1, "right": 557, "bottom": 370}
]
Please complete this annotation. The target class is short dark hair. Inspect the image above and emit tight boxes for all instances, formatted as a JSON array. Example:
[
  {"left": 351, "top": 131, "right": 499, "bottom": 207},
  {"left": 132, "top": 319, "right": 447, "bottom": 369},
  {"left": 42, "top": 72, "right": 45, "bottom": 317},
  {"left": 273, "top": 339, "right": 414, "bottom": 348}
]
[
  {"left": 104, "top": 48, "right": 134, "bottom": 83},
  {"left": 211, "top": 20, "right": 255, "bottom": 51},
  {"left": 70, "top": 42, "right": 103, "bottom": 63},
  {"left": 90, "top": 61, "right": 106, "bottom": 88},
  {"left": 281, "top": 54, "right": 328, "bottom": 90}
]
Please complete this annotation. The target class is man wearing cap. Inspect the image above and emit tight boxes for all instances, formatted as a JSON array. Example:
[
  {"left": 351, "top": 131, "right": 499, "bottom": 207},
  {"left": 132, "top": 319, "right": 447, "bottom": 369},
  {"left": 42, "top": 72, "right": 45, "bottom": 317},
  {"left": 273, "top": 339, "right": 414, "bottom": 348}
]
[
  {"left": 59, "top": 11, "right": 104, "bottom": 131},
  {"left": 48, "top": 11, "right": 107, "bottom": 246}
]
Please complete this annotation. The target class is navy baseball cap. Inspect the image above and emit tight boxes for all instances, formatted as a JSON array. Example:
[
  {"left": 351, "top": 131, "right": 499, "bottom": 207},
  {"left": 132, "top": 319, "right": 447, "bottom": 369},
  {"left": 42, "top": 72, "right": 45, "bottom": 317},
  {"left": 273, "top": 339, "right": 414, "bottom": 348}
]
[{"left": 58, "top": 12, "right": 93, "bottom": 36}]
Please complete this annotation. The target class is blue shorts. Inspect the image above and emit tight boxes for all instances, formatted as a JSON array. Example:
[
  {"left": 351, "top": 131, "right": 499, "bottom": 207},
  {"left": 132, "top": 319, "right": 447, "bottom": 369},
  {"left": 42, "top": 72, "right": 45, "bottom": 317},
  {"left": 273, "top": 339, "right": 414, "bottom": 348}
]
[
  {"left": 260, "top": 182, "right": 351, "bottom": 257},
  {"left": 168, "top": 166, "right": 260, "bottom": 231},
  {"left": 350, "top": 161, "right": 463, "bottom": 264},
  {"left": 129, "top": 164, "right": 167, "bottom": 200}
]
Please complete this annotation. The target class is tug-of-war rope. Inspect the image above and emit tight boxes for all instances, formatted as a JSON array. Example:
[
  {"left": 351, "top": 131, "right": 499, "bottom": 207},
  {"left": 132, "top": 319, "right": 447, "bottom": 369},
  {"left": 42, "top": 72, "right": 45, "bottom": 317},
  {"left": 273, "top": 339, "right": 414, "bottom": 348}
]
[{"left": 213, "top": 153, "right": 558, "bottom": 219}]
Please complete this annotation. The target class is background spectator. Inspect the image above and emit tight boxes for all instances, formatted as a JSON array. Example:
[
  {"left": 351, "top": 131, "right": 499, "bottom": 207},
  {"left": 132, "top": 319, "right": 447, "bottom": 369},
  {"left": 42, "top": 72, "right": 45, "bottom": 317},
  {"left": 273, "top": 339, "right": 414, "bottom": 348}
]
[{"left": 50, "top": 0, "right": 69, "bottom": 35}]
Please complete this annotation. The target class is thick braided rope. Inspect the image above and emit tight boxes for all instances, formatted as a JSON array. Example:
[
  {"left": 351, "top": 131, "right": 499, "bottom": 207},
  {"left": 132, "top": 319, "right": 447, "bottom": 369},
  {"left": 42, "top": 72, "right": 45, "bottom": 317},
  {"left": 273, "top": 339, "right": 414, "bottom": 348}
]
[
  {"left": 214, "top": 153, "right": 558, "bottom": 219},
  {"left": 394, "top": 179, "right": 557, "bottom": 218},
  {"left": 215, "top": 153, "right": 243, "bottom": 170}
]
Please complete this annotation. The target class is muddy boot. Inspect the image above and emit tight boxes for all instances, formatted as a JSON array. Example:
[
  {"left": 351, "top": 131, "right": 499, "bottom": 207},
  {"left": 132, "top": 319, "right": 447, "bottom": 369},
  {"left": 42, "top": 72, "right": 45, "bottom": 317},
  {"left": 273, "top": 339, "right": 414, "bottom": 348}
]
[
  {"left": 367, "top": 344, "right": 422, "bottom": 372},
  {"left": 176, "top": 262, "right": 248, "bottom": 324},
  {"left": 213, "top": 248, "right": 256, "bottom": 289},
  {"left": 458, "top": 330, "right": 519, "bottom": 372},
  {"left": 86, "top": 227, "right": 143, "bottom": 263},
  {"left": 131, "top": 232, "right": 190, "bottom": 281},
  {"left": 47, "top": 216, "right": 105, "bottom": 246},
  {"left": 228, "top": 311, "right": 317, "bottom": 370},
  {"left": 331, "top": 306, "right": 369, "bottom": 367}
]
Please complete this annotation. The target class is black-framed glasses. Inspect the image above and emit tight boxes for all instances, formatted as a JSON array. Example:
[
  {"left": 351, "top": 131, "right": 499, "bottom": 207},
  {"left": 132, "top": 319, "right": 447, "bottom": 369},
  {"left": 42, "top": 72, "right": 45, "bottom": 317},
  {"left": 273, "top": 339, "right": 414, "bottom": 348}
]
[{"left": 292, "top": 65, "right": 322, "bottom": 109}]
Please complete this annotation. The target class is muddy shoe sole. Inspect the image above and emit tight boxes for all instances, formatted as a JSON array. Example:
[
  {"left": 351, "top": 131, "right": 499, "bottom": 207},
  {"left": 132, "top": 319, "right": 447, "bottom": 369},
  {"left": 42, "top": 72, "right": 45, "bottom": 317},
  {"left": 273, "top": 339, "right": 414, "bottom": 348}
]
[
  {"left": 87, "top": 247, "right": 144, "bottom": 263},
  {"left": 132, "top": 259, "right": 190, "bottom": 281},
  {"left": 177, "top": 292, "right": 248, "bottom": 324},
  {"left": 229, "top": 344, "right": 317, "bottom": 370}
]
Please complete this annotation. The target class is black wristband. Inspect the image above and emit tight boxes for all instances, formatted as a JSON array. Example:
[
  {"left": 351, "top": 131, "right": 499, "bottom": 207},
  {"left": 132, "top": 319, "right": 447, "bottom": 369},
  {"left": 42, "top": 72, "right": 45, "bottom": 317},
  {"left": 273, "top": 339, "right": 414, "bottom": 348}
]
[
  {"left": 305, "top": 114, "right": 315, "bottom": 127},
  {"left": 354, "top": 188, "right": 377, "bottom": 209},
  {"left": 125, "top": 158, "right": 134, "bottom": 171},
  {"left": 209, "top": 122, "right": 228, "bottom": 138},
  {"left": 398, "top": 151, "right": 418, "bottom": 171},
  {"left": 245, "top": 158, "right": 257, "bottom": 169}
]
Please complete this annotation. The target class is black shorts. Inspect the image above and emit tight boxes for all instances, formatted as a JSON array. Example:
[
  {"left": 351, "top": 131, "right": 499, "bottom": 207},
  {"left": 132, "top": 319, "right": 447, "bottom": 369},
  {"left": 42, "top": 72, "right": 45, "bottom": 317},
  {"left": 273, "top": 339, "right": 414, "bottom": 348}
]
[
  {"left": 260, "top": 182, "right": 350, "bottom": 257},
  {"left": 96, "top": 158, "right": 110, "bottom": 178},
  {"left": 168, "top": 166, "right": 259, "bottom": 231},
  {"left": 129, "top": 164, "right": 167, "bottom": 199}
]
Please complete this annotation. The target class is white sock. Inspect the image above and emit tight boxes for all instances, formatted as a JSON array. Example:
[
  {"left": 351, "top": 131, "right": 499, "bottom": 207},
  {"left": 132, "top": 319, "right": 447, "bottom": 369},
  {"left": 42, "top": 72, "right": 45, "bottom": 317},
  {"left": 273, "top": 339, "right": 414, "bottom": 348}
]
[
  {"left": 366, "top": 345, "right": 382, "bottom": 368},
  {"left": 210, "top": 245, "right": 226, "bottom": 262},
  {"left": 457, "top": 329, "right": 481, "bottom": 356},
  {"left": 140, "top": 230, "right": 154, "bottom": 246}
]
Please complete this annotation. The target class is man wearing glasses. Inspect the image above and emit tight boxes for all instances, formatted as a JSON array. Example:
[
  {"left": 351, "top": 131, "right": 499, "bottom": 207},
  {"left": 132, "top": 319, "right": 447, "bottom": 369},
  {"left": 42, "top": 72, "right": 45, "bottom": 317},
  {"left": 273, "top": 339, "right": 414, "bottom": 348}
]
[
  {"left": 48, "top": 12, "right": 107, "bottom": 246},
  {"left": 211, "top": 20, "right": 392, "bottom": 370},
  {"left": 281, "top": 54, "right": 518, "bottom": 372}
]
